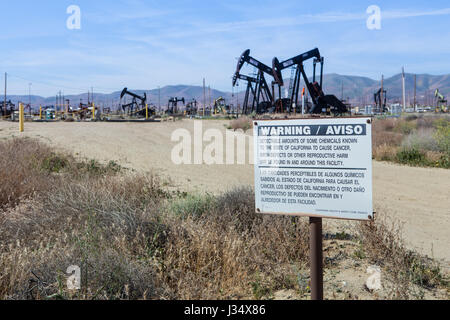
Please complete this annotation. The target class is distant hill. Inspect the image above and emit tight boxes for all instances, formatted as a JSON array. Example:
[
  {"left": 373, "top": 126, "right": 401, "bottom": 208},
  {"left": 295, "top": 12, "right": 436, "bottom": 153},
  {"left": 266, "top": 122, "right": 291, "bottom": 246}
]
[
  {"left": 323, "top": 73, "right": 450, "bottom": 104},
  {"left": 5, "top": 73, "right": 450, "bottom": 110}
]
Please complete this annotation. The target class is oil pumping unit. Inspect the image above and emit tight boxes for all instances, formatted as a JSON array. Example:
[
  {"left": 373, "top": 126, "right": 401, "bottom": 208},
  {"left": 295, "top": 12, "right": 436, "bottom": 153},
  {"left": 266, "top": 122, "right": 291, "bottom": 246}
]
[
  {"left": 0, "top": 100, "right": 15, "bottom": 117},
  {"left": 232, "top": 72, "right": 259, "bottom": 115},
  {"left": 272, "top": 48, "right": 348, "bottom": 115},
  {"left": 167, "top": 97, "right": 185, "bottom": 115},
  {"left": 186, "top": 99, "right": 198, "bottom": 115},
  {"left": 234, "top": 49, "right": 275, "bottom": 114},
  {"left": 374, "top": 88, "right": 388, "bottom": 113},
  {"left": 120, "top": 88, "right": 154, "bottom": 117},
  {"left": 213, "top": 97, "right": 230, "bottom": 114},
  {"left": 435, "top": 89, "right": 448, "bottom": 112}
]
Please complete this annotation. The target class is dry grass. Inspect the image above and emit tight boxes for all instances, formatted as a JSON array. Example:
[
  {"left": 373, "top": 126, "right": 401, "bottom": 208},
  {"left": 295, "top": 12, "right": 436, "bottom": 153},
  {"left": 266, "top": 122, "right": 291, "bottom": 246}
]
[
  {"left": 0, "top": 138, "right": 447, "bottom": 300},
  {"left": 357, "top": 216, "right": 447, "bottom": 299},
  {"left": 0, "top": 138, "right": 56, "bottom": 209},
  {"left": 229, "top": 117, "right": 253, "bottom": 132},
  {"left": 371, "top": 115, "right": 450, "bottom": 168}
]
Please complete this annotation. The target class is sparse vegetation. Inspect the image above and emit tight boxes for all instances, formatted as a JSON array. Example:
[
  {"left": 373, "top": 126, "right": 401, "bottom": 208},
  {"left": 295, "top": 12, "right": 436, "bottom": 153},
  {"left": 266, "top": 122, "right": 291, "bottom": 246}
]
[
  {"left": 358, "top": 217, "right": 447, "bottom": 299},
  {"left": 373, "top": 114, "right": 450, "bottom": 168},
  {"left": 228, "top": 116, "right": 253, "bottom": 132},
  {"left": 0, "top": 138, "right": 447, "bottom": 300}
]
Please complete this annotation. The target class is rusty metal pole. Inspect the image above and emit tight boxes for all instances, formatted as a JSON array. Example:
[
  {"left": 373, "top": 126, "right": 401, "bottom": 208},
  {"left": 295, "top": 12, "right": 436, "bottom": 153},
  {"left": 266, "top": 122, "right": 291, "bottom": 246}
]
[
  {"left": 310, "top": 217, "right": 323, "bottom": 300},
  {"left": 3, "top": 72, "right": 7, "bottom": 117}
]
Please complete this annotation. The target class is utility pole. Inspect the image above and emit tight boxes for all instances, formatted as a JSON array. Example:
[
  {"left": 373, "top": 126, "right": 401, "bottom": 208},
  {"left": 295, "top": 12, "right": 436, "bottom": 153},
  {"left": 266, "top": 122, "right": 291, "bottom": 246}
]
[
  {"left": 3, "top": 72, "right": 6, "bottom": 117},
  {"left": 402, "top": 67, "right": 406, "bottom": 112},
  {"left": 158, "top": 86, "right": 161, "bottom": 112},
  {"left": 380, "top": 75, "right": 384, "bottom": 114},
  {"left": 208, "top": 85, "right": 211, "bottom": 112},
  {"left": 203, "top": 78, "right": 206, "bottom": 116},
  {"left": 28, "top": 83, "right": 32, "bottom": 108},
  {"left": 413, "top": 74, "right": 417, "bottom": 111}
]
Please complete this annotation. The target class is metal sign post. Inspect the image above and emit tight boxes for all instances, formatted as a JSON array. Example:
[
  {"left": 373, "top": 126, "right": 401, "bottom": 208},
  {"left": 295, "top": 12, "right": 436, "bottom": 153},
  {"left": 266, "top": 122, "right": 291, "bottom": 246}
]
[
  {"left": 253, "top": 117, "right": 373, "bottom": 300},
  {"left": 309, "top": 217, "right": 323, "bottom": 300}
]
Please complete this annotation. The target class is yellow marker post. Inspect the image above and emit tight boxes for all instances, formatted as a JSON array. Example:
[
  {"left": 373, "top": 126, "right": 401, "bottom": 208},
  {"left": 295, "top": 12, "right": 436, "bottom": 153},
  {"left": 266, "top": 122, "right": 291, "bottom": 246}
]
[
  {"left": 39, "top": 105, "right": 42, "bottom": 120},
  {"left": 146, "top": 104, "right": 148, "bottom": 120},
  {"left": 92, "top": 103, "right": 95, "bottom": 120},
  {"left": 19, "top": 103, "right": 24, "bottom": 132}
]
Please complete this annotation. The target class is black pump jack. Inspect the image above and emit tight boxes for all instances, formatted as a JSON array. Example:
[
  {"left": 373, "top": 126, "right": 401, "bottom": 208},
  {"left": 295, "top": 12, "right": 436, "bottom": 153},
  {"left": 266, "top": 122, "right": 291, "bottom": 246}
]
[{"left": 272, "top": 48, "right": 348, "bottom": 115}]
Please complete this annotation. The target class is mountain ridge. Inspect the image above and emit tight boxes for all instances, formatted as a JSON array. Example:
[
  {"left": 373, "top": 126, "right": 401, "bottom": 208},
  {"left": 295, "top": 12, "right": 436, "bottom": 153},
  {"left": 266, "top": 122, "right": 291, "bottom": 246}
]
[{"left": 4, "top": 73, "right": 450, "bottom": 108}]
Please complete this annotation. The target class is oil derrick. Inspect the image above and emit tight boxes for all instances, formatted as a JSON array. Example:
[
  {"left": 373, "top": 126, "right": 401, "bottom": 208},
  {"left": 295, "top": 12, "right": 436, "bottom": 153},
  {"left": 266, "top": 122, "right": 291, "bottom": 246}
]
[
  {"left": 233, "top": 49, "right": 275, "bottom": 114},
  {"left": 374, "top": 88, "right": 387, "bottom": 114},
  {"left": 272, "top": 48, "right": 348, "bottom": 115},
  {"left": 435, "top": 89, "right": 448, "bottom": 112},
  {"left": 76, "top": 100, "right": 92, "bottom": 120},
  {"left": 120, "top": 88, "right": 154, "bottom": 117},
  {"left": 186, "top": 99, "right": 198, "bottom": 115},
  {"left": 167, "top": 97, "right": 185, "bottom": 115},
  {"left": 0, "top": 100, "right": 15, "bottom": 117},
  {"left": 213, "top": 97, "right": 230, "bottom": 114},
  {"left": 232, "top": 72, "right": 258, "bottom": 115}
]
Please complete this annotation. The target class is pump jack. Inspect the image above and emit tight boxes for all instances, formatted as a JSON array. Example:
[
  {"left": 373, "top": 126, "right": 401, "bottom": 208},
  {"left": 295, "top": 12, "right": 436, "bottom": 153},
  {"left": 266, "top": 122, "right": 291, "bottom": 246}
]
[
  {"left": 167, "top": 97, "right": 185, "bottom": 115},
  {"left": 120, "top": 88, "right": 154, "bottom": 117},
  {"left": 0, "top": 100, "right": 15, "bottom": 117},
  {"left": 374, "top": 88, "right": 388, "bottom": 113},
  {"left": 435, "top": 89, "right": 448, "bottom": 113},
  {"left": 213, "top": 97, "right": 230, "bottom": 114},
  {"left": 186, "top": 99, "right": 198, "bottom": 115},
  {"left": 234, "top": 49, "right": 275, "bottom": 114},
  {"left": 272, "top": 48, "right": 348, "bottom": 115},
  {"left": 76, "top": 100, "right": 95, "bottom": 120},
  {"left": 232, "top": 72, "right": 259, "bottom": 115}
]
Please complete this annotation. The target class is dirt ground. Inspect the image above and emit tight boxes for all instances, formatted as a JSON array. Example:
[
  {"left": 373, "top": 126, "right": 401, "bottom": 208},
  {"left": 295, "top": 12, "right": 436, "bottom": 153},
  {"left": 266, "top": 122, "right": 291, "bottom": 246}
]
[{"left": 1, "top": 119, "right": 449, "bottom": 270}]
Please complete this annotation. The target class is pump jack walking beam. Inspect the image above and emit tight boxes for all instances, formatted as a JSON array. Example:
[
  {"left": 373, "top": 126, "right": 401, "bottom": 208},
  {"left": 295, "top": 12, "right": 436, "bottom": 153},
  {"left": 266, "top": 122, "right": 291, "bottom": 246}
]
[
  {"left": 120, "top": 88, "right": 148, "bottom": 116},
  {"left": 235, "top": 49, "right": 274, "bottom": 110},
  {"left": 272, "top": 48, "right": 348, "bottom": 115}
]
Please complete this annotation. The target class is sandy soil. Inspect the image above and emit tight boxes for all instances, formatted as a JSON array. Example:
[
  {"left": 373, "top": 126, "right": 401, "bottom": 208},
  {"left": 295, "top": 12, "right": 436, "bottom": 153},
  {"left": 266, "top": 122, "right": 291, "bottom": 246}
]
[{"left": 1, "top": 119, "right": 449, "bottom": 268}]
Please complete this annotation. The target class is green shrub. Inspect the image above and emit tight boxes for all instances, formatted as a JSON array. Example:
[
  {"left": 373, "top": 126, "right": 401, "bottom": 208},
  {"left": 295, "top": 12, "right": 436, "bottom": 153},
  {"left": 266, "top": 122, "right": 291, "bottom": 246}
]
[
  {"left": 41, "top": 154, "right": 69, "bottom": 173},
  {"left": 169, "top": 193, "right": 216, "bottom": 219},
  {"left": 396, "top": 120, "right": 416, "bottom": 135},
  {"left": 437, "top": 153, "right": 450, "bottom": 168},
  {"left": 396, "top": 148, "right": 428, "bottom": 166},
  {"left": 433, "top": 118, "right": 450, "bottom": 154}
]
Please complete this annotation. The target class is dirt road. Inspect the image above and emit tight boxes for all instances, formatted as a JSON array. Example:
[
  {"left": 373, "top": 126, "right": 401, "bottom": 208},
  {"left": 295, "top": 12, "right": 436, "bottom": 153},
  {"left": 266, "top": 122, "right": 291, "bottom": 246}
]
[{"left": 1, "top": 120, "right": 449, "bottom": 266}]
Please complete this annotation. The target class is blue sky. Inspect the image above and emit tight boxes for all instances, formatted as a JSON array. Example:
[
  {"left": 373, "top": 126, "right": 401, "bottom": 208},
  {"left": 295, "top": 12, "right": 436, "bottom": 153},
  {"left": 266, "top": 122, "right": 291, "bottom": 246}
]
[{"left": 1, "top": 0, "right": 450, "bottom": 97}]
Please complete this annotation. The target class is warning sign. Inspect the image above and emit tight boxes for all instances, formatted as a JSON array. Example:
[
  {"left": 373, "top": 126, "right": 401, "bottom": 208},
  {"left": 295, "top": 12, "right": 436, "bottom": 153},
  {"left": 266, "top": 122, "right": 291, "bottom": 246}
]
[{"left": 253, "top": 118, "right": 373, "bottom": 220}]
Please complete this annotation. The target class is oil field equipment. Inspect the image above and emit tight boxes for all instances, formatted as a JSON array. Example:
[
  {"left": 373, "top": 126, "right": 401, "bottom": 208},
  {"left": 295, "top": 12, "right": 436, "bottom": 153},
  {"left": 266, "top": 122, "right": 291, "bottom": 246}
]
[
  {"left": 186, "top": 99, "right": 198, "bottom": 115},
  {"left": 0, "top": 100, "right": 15, "bottom": 118},
  {"left": 232, "top": 72, "right": 259, "bottom": 115},
  {"left": 167, "top": 97, "right": 185, "bottom": 115},
  {"left": 75, "top": 100, "right": 93, "bottom": 120},
  {"left": 120, "top": 88, "right": 155, "bottom": 117},
  {"left": 234, "top": 49, "right": 275, "bottom": 114},
  {"left": 435, "top": 89, "right": 448, "bottom": 112},
  {"left": 374, "top": 88, "right": 388, "bottom": 113},
  {"left": 272, "top": 48, "right": 348, "bottom": 115},
  {"left": 213, "top": 97, "right": 230, "bottom": 114}
]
